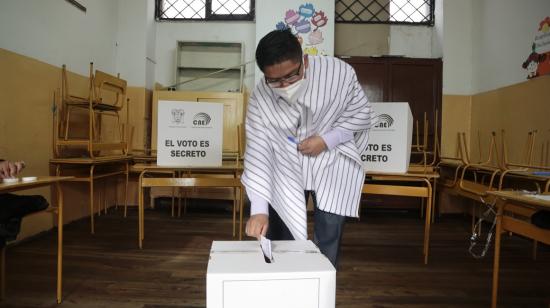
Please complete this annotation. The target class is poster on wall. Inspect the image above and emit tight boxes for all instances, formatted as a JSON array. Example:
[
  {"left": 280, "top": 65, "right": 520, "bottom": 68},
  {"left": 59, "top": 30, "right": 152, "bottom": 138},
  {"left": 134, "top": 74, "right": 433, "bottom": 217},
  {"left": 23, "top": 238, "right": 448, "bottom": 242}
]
[
  {"left": 255, "top": 0, "right": 335, "bottom": 84},
  {"left": 522, "top": 16, "right": 550, "bottom": 79},
  {"left": 157, "top": 101, "right": 223, "bottom": 167}
]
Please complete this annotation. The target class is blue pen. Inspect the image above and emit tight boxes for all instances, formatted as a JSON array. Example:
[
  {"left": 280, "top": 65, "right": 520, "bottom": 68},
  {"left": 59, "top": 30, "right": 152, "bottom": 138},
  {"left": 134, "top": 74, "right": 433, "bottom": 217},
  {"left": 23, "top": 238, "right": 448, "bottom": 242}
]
[{"left": 287, "top": 136, "right": 300, "bottom": 144}]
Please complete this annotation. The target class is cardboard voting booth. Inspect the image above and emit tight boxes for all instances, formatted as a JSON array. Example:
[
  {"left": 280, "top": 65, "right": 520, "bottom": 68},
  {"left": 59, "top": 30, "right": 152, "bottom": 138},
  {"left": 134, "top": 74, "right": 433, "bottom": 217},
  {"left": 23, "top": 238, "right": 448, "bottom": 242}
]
[
  {"left": 207, "top": 240, "right": 336, "bottom": 308},
  {"left": 156, "top": 100, "right": 223, "bottom": 166},
  {"left": 362, "top": 102, "right": 413, "bottom": 173}
]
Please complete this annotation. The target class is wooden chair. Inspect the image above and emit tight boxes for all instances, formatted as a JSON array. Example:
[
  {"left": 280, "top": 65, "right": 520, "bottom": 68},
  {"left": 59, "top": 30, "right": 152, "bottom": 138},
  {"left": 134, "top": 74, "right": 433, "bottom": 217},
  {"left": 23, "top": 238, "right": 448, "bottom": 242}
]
[
  {"left": 410, "top": 110, "right": 440, "bottom": 170},
  {"left": 174, "top": 125, "right": 244, "bottom": 217},
  {"left": 362, "top": 177, "right": 434, "bottom": 264},
  {"left": 138, "top": 176, "right": 244, "bottom": 249},
  {"left": 56, "top": 63, "right": 129, "bottom": 158}
]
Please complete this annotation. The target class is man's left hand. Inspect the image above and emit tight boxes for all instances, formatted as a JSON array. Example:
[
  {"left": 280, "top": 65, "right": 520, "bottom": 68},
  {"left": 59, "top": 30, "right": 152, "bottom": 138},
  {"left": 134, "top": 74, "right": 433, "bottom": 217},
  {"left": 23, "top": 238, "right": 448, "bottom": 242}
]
[{"left": 298, "top": 136, "right": 327, "bottom": 156}]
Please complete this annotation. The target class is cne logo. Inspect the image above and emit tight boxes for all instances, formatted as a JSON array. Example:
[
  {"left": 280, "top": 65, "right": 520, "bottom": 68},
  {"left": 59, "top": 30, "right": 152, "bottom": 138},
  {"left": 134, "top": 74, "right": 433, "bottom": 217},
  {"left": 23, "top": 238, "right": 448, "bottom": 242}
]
[
  {"left": 193, "top": 112, "right": 212, "bottom": 126},
  {"left": 171, "top": 109, "right": 185, "bottom": 124},
  {"left": 374, "top": 114, "right": 394, "bottom": 128}
]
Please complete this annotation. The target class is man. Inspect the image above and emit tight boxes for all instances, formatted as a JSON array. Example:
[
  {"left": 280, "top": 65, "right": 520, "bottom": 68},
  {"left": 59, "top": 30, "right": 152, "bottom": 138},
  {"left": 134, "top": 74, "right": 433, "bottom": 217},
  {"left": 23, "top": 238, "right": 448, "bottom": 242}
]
[
  {"left": 242, "top": 29, "right": 374, "bottom": 267},
  {"left": 0, "top": 160, "right": 48, "bottom": 247}
]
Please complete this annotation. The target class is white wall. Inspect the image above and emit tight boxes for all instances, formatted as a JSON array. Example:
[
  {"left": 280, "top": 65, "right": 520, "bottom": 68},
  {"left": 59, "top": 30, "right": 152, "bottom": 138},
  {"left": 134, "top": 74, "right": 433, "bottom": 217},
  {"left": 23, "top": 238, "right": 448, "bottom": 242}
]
[
  {"left": 431, "top": 0, "right": 444, "bottom": 59},
  {"left": 389, "top": 25, "right": 433, "bottom": 57},
  {"left": 471, "top": 0, "right": 550, "bottom": 93},
  {"left": 115, "top": 0, "right": 157, "bottom": 88},
  {"left": 155, "top": 21, "right": 256, "bottom": 90},
  {"left": 116, "top": 0, "right": 147, "bottom": 86},
  {"left": 443, "top": 0, "right": 550, "bottom": 95},
  {"left": 441, "top": 0, "right": 474, "bottom": 95},
  {"left": 145, "top": 0, "right": 157, "bottom": 90},
  {"left": 387, "top": 1, "right": 444, "bottom": 59},
  {"left": 0, "top": 0, "right": 118, "bottom": 77}
]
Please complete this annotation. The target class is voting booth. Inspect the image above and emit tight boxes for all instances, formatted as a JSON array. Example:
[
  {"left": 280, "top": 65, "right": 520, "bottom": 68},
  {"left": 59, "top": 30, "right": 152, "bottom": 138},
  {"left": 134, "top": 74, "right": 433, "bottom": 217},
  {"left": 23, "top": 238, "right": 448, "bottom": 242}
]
[
  {"left": 362, "top": 102, "right": 413, "bottom": 173},
  {"left": 156, "top": 100, "right": 223, "bottom": 166},
  {"left": 207, "top": 240, "right": 336, "bottom": 308}
]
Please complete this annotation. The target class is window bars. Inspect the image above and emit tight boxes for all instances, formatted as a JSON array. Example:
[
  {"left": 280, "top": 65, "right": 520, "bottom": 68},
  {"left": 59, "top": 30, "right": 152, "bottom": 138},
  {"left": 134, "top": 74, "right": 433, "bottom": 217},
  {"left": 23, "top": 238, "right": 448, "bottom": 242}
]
[
  {"left": 155, "top": 0, "right": 255, "bottom": 21},
  {"left": 336, "top": 0, "right": 434, "bottom": 25}
]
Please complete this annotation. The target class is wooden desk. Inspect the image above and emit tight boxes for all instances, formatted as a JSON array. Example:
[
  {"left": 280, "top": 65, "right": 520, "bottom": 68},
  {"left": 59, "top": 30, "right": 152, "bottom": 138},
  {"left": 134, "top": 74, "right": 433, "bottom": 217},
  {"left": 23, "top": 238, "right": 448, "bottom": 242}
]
[
  {"left": 50, "top": 156, "right": 131, "bottom": 234},
  {"left": 363, "top": 171, "right": 440, "bottom": 264},
  {"left": 487, "top": 190, "right": 550, "bottom": 308},
  {"left": 135, "top": 162, "right": 243, "bottom": 248},
  {"left": 0, "top": 176, "right": 73, "bottom": 304}
]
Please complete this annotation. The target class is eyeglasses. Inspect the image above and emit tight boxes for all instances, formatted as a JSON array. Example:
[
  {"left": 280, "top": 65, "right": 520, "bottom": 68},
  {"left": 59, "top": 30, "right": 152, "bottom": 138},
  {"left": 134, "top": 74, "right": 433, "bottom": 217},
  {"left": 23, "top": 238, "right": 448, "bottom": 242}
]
[{"left": 264, "top": 61, "right": 303, "bottom": 88}]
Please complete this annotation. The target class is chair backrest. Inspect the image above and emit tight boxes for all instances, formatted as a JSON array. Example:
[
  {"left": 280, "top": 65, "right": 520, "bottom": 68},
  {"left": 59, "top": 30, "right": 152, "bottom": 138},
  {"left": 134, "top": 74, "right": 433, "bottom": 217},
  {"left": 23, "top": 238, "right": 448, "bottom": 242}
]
[
  {"left": 61, "top": 63, "right": 94, "bottom": 101},
  {"left": 93, "top": 70, "right": 127, "bottom": 108}
]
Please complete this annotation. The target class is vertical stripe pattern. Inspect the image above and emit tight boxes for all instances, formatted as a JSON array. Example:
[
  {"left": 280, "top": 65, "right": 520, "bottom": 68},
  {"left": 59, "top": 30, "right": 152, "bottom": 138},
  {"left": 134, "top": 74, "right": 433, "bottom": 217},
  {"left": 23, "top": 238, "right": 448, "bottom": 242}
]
[{"left": 241, "top": 56, "right": 375, "bottom": 240}]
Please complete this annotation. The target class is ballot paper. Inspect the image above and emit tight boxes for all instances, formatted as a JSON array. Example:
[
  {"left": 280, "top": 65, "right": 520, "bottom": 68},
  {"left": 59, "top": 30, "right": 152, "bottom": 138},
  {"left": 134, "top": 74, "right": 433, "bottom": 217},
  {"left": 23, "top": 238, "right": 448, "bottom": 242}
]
[
  {"left": 527, "top": 194, "right": 550, "bottom": 202},
  {"left": 260, "top": 235, "right": 273, "bottom": 262}
]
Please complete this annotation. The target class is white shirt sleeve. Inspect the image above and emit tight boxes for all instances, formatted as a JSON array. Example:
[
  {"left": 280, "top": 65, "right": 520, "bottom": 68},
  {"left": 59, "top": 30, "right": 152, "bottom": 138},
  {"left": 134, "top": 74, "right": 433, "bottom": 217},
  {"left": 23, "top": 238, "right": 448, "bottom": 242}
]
[
  {"left": 321, "top": 127, "right": 354, "bottom": 150},
  {"left": 248, "top": 190, "right": 269, "bottom": 216}
]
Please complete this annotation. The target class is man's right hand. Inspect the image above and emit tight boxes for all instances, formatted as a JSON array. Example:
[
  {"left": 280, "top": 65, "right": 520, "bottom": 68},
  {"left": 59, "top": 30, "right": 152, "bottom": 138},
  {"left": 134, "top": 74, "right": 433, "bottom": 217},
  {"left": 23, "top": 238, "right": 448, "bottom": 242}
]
[{"left": 245, "top": 214, "right": 269, "bottom": 239}]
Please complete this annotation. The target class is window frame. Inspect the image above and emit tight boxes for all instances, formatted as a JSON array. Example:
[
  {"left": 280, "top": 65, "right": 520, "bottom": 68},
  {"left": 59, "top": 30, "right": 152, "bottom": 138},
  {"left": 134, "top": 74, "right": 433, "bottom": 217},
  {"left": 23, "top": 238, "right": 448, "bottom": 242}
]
[
  {"left": 336, "top": 0, "right": 435, "bottom": 26},
  {"left": 155, "top": 0, "right": 255, "bottom": 22}
]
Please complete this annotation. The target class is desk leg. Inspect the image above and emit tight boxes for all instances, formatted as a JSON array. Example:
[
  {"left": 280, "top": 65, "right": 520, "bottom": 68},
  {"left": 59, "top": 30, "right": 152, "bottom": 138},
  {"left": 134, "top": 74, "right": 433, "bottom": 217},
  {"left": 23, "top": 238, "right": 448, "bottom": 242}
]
[
  {"left": 431, "top": 178, "right": 437, "bottom": 223},
  {"left": 90, "top": 165, "right": 95, "bottom": 234},
  {"left": 239, "top": 188, "right": 243, "bottom": 240},
  {"left": 56, "top": 181, "right": 64, "bottom": 304},
  {"left": 491, "top": 203, "right": 504, "bottom": 308},
  {"left": 423, "top": 179, "right": 433, "bottom": 265},
  {"left": 1, "top": 246, "right": 5, "bottom": 300},
  {"left": 233, "top": 187, "right": 237, "bottom": 238},
  {"left": 138, "top": 171, "right": 144, "bottom": 249}
]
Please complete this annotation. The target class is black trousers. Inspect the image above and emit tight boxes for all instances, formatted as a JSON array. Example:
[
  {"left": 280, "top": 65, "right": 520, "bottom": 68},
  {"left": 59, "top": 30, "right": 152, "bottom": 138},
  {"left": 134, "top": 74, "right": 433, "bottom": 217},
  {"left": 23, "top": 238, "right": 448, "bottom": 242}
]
[
  {"left": 267, "top": 191, "right": 346, "bottom": 269},
  {"left": 0, "top": 193, "right": 49, "bottom": 246}
]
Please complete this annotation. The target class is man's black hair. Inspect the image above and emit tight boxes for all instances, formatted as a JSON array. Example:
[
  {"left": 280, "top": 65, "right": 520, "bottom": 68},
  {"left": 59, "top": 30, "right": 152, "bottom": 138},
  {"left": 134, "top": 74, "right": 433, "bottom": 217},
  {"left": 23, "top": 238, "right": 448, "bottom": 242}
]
[{"left": 255, "top": 29, "right": 303, "bottom": 73}]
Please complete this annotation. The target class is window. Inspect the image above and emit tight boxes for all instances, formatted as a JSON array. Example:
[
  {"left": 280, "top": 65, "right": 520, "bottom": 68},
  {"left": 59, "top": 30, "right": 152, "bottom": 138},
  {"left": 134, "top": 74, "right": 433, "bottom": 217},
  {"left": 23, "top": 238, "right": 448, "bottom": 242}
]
[
  {"left": 336, "top": 0, "right": 434, "bottom": 25},
  {"left": 155, "top": 0, "right": 255, "bottom": 21}
]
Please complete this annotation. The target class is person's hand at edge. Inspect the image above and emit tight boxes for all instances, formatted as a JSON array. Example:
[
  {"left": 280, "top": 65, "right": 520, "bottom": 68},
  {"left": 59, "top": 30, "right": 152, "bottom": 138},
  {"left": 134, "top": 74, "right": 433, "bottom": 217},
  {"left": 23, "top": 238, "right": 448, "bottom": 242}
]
[
  {"left": 0, "top": 160, "right": 25, "bottom": 179},
  {"left": 245, "top": 214, "right": 269, "bottom": 239}
]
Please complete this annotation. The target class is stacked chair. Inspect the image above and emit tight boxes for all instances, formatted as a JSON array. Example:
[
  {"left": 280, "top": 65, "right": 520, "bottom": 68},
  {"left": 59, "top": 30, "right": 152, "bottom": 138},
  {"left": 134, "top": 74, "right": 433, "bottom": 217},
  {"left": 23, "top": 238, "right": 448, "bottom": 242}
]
[
  {"left": 54, "top": 62, "right": 129, "bottom": 158},
  {"left": 50, "top": 63, "right": 131, "bottom": 234}
]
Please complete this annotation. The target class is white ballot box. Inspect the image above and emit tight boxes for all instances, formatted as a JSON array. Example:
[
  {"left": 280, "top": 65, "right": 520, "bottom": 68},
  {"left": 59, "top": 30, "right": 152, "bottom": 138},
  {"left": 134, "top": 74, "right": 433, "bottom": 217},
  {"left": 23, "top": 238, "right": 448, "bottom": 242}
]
[
  {"left": 207, "top": 240, "right": 336, "bottom": 308},
  {"left": 362, "top": 102, "right": 413, "bottom": 173}
]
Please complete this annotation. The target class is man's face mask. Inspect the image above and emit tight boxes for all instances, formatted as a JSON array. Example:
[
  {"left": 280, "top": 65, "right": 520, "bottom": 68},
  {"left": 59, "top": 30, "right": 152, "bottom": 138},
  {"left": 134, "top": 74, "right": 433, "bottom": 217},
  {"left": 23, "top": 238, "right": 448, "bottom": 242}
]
[
  {"left": 265, "top": 60, "right": 307, "bottom": 103},
  {"left": 271, "top": 76, "right": 306, "bottom": 103}
]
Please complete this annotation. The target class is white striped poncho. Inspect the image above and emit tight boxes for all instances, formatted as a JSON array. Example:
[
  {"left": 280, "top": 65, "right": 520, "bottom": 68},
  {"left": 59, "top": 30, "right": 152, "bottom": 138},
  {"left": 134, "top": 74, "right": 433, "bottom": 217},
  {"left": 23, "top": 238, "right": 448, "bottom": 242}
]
[{"left": 241, "top": 56, "right": 374, "bottom": 240}]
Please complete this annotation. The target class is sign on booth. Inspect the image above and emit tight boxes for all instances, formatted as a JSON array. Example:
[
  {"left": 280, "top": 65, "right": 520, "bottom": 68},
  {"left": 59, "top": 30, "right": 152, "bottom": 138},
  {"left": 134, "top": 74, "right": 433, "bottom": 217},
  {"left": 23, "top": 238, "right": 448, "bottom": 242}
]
[
  {"left": 157, "top": 100, "right": 223, "bottom": 166},
  {"left": 362, "top": 102, "right": 413, "bottom": 173}
]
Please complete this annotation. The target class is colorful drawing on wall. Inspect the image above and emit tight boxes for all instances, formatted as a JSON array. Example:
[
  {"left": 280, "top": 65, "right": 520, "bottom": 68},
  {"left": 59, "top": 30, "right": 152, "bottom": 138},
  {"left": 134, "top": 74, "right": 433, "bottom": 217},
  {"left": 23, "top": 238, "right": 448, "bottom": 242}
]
[
  {"left": 523, "top": 16, "right": 550, "bottom": 79},
  {"left": 274, "top": 3, "right": 330, "bottom": 56}
]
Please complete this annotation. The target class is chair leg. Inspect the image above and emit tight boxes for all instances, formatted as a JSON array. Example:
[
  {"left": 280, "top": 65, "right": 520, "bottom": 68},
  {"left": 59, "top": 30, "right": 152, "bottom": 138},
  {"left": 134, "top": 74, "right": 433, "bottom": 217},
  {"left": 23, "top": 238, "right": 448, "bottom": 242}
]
[
  {"left": 1, "top": 246, "right": 5, "bottom": 300},
  {"left": 64, "top": 106, "right": 71, "bottom": 140},
  {"left": 103, "top": 179, "right": 107, "bottom": 215},
  {"left": 123, "top": 163, "right": 129, "bottom": 218},
  {"left": 233, "top": 187, "right": 237, "bottom": 238}
]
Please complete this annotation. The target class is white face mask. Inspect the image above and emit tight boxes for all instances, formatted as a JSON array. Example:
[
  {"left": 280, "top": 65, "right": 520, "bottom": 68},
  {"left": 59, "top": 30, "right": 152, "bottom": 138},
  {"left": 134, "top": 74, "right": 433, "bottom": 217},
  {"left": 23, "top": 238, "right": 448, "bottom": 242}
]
[{"left": 272, "top": 77, "right": 306, "bottom": 104}]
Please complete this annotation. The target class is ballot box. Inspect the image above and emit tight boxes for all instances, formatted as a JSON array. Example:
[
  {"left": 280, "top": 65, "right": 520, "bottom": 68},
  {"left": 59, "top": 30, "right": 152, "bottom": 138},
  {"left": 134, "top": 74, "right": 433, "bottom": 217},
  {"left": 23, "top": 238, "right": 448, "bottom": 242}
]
[
  {"left": 362, "top": 102, "right": 413, "bottom": 173},
  {"left": 206, "top": 240, "right": 336, "bottom": 308}
]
